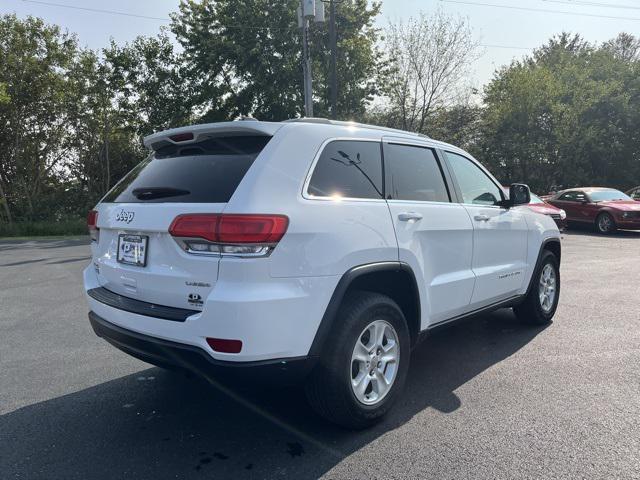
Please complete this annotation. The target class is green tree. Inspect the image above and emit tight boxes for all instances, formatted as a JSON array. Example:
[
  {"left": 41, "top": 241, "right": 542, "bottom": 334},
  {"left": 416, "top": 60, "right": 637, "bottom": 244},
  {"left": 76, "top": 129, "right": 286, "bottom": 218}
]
[
  {"left": 479, "top": 33, "right": 640, "bottom": 192},
  {"left": 103, "top": 31, "right": 194, "bottom": 137},
  {"left": 0, "top": 15, "right": 160, "bottom": 223},
  {"left": 0, "top": 82, "right": 8, "bottom": 104},
  {"left": 381, "top": 10, "right": 481, "bottom": 133},
  {"left": 64, "top": 48, "right": 143, "bottom": 211},
  {"left": 171, "top": 0, "right": 382, "bottom": 121},
  {"left": 427, "top": 104, "right": 483, "bottom": 153},
  {"left": 0, "top": 14, "right": 78, "bottom": 221}
]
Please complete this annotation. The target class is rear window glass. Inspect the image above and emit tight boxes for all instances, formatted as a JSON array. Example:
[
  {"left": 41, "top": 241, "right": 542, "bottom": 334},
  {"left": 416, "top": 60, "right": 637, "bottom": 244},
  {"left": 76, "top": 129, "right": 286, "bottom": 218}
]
[
  {"left": 102, "top": 135, "right": 271, "bottom": 203},
  {"left": 307, "top": 140, "right": 383, "bottom": 199}
]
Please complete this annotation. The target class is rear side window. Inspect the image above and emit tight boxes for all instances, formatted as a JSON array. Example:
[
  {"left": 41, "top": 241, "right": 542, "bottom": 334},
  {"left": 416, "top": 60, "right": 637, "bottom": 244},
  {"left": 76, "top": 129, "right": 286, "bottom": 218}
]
[
  {"left": 103, "top": 136, "right": 271, "bottom": 203},
  {"left": 307, "top": 140, "right": 383, "bottom": 199},
  {"left": 384, "top": 143, "right": 450, "bottom": 202}
]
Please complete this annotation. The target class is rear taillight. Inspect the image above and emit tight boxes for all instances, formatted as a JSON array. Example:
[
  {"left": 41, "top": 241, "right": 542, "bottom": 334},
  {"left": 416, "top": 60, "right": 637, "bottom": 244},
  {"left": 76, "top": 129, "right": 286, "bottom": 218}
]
[
  {"left": 169, "top": 214, "right": 288, "bottom": 257},
  {"left": 87, "top": 210, "right": 99, "bottom": 242},
  {"left": 168, "top": 214, "right": 219, "bottom": 242},
  {"left": 217, "top": 215, "right": 288, "bottom": 243}
]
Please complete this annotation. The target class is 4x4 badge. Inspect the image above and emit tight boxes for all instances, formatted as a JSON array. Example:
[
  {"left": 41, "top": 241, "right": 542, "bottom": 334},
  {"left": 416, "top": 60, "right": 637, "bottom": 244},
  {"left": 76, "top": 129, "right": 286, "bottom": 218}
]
[{"left": 188, "top": 293, "right": 203, "bottom": 306}]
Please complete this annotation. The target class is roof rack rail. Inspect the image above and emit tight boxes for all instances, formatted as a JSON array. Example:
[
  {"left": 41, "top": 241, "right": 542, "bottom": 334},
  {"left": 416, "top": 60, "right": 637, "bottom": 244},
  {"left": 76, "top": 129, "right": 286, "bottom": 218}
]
[
  {"left": 283, "top": 117, "right": 332, "bottom": 124},
  {"left": 283, "top": 117, "right": 430, "bottom": 139}
]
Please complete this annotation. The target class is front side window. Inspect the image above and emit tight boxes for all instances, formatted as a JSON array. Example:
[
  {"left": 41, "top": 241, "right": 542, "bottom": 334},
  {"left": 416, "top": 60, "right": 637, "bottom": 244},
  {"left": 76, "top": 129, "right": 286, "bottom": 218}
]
[
  {"left": 383, "top": 143, "right": 450, "bottom": 202},
  {"left": 559, "top": 191, "right": 586, "bottom": 202},
  {"left": 307, "top": 140, "right": 383, "bottom": 199},
  {"left": 445, "top": 152, "right": 502, "bottom": 206}
]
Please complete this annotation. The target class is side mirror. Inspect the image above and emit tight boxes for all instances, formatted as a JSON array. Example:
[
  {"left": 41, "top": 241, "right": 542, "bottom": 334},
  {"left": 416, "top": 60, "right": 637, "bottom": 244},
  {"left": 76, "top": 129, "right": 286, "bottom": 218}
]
[{"left": 507, "top": 183, "right": 531, "bottom": 207}]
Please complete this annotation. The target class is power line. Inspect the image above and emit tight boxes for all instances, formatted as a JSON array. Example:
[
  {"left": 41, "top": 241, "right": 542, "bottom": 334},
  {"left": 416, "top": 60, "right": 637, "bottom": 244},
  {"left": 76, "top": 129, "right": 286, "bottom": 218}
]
[
  {"left": 542, "top": 0, "right": 640, "bottom": 11},
  {"left": 11, "top": 1, "right": 549, "bottom": 52},
  {"left": 18, "top": 0, "right": 292, "bottom": 29},
  {"left": 20, "top": 0, "right": 171, "bottom": 21},
  {"left": 439, "top": 0, "right": 640, "bottom": 21}
]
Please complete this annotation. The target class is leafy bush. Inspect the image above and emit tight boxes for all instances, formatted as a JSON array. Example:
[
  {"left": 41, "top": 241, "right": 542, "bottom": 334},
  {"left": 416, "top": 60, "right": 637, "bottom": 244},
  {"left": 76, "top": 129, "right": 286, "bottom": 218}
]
[{"left": 0, "top": 219, "right": 87, "bottom": 238}]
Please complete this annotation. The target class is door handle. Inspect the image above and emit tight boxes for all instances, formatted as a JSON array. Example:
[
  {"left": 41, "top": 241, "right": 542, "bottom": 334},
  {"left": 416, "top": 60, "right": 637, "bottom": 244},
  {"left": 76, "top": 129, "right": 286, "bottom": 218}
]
[
  {"left": 474, "top": 214, "right": 490, "bottom": 222},
  {"left": 398, "top": 212, "right": 423, "bottom": 222}
]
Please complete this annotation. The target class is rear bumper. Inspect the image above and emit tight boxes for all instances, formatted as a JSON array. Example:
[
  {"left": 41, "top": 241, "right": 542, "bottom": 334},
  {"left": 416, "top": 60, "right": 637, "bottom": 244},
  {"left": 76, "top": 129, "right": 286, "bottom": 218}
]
[
  {"left": 83, "top": 265, "right": 339, "bottom": 362},
  {"left": 89, "top": 311, "right": 316, "bottom": 384}
]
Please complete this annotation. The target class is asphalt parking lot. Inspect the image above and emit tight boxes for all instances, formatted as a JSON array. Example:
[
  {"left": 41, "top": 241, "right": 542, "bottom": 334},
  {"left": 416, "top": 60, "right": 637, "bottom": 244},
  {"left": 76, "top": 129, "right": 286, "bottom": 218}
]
[{"left": 1, "top": 230, "right": 639, "bottom": 479}]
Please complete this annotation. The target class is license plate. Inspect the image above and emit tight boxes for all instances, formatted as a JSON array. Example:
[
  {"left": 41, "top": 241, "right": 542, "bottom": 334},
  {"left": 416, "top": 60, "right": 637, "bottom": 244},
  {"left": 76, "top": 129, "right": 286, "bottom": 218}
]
[{"left": 117, "top": 234, "right": 148, "bottom": 267}]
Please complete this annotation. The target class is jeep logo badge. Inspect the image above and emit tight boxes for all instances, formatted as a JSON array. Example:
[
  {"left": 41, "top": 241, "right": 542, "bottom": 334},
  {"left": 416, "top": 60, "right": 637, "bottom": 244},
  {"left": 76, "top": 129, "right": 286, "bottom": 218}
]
[{"left": 115, "top": 210, "right": 135, "bottom": 224}]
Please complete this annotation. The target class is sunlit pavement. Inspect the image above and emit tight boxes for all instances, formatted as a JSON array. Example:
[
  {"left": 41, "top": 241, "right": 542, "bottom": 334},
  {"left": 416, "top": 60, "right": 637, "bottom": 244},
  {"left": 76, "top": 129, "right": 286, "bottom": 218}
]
[{"left": 2, "top": 230, "right": 639, "bottom": 479}]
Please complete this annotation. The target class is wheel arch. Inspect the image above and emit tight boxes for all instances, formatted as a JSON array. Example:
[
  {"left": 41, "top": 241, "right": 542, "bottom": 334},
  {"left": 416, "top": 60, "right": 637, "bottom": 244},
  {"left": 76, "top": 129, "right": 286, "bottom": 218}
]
[
  {"left": 523, "top": 238, "right": 561, "bottom": 298},
  {"left": 543, "top": 237, "right": 561, "bottom": 264},
  {"left": 308, "top": 262, "right": 421, "bottom": 358},
  {"left": 596, "top": 209, "right": 617, "bottom": 225}
]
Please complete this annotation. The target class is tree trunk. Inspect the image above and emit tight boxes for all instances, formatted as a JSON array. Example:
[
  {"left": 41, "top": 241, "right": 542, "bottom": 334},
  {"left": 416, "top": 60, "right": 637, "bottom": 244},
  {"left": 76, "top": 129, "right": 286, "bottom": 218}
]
[{"left": 0, "top": 177, "right": 12, "bottom": 223}]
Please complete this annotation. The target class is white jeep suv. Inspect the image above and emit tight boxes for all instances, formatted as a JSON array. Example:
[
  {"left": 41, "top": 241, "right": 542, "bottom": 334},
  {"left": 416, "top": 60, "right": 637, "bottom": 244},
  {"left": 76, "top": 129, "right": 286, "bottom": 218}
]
[{"left": 84, "top": 119, "right": 561, "bottom": 429}]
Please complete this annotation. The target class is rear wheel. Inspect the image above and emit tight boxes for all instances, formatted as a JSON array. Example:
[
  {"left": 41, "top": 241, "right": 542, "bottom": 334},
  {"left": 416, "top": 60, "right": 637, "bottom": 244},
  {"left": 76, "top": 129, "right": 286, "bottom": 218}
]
[
  {"left": 305, "top": 291, "right": 410, "bottom": 429},
  {"left": 596, "top": 212, "right": 616, "bottom": 234},
  {"left": 514, "top": 250, "right": 560, "bottom": 325}
]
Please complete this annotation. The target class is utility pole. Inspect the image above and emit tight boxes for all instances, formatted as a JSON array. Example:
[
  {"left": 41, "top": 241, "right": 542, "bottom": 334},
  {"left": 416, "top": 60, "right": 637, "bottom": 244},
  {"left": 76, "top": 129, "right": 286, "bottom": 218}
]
[
  {"left": 299, "top": 0, "right": 325, "bottom": 117},
  {"left": 301, "top": 13, "right": 313, "bottom": 117},
  {"left": 327, "top": 0, "right": 338, "bottom": 119}
]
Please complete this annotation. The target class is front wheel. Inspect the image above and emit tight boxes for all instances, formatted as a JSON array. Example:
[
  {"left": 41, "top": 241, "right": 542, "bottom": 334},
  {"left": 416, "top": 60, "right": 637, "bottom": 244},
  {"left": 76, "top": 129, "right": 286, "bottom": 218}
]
[
  {"left": 596, "top": 212, "right": 616, "bottom": 234},
  {"left": 305, "top": 291, "right": 410, "bottom": 429},
  {"left": 514, "top": 250, "right": 560, "bottom": 325}
]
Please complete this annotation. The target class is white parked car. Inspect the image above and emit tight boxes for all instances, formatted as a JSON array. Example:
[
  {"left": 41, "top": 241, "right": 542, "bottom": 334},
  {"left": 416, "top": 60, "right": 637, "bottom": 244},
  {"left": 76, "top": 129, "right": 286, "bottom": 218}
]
[{"left": 84, "top": 119, "right": 561, "bottom": 429}]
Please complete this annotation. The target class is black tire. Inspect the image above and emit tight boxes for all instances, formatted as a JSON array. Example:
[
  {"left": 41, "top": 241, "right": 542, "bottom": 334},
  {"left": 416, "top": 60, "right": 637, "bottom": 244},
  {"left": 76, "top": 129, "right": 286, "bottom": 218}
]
[
  {"left": 595, "top": 212, "right": 616, "bottom": 234},
  {"left": 513, "top": 250, "right": 560, "bottom": 325},
  {"left": 304, "top": 291, "right": 410, "bottom": 429}
]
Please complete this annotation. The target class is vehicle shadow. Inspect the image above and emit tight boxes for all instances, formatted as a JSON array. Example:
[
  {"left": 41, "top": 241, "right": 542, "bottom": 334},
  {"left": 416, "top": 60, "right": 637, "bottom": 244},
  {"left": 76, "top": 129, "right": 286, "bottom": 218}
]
[
  {"left": 563, "top": 225, "right": 640, "bottom": 238},
  {"left": 2, "top": 309, "right": 545, "bottom": 480}
]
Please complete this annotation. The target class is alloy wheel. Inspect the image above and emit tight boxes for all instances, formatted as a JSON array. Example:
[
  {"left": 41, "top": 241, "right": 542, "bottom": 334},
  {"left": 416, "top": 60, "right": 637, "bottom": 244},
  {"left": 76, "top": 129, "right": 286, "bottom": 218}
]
[
  {"left": 598, "top": 214, "right": 613, "bottom": 233},
  {"left": 539, "top": 263, "right": 557, "bottom": 313},
  {"left": 350, "top": 320, "right": 399, "bottom": 405}
]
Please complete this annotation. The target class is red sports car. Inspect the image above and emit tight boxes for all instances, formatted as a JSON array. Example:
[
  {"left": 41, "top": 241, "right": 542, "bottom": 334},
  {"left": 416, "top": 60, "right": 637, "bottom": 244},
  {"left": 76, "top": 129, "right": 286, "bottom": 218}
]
[
  {"left": 547, "top": 187, "right": 640, "bottom": 234},
  {"left": 527, "top": 193, "right": 567, "bottom": 230},
  {"left": 504, "top": 188, "right": 566, "bottom": 229}
]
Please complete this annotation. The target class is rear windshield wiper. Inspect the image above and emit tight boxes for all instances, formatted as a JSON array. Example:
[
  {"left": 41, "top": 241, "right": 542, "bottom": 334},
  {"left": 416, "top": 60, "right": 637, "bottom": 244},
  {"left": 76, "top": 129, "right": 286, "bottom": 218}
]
[{"left": 132, "top": 187, "right": 190, "bottom": 200}]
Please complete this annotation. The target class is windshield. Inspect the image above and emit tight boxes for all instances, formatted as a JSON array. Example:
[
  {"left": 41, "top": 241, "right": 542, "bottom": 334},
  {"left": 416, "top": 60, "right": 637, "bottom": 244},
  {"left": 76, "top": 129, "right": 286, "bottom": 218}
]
[{"left": 589, "top": 190, "right": 631, "bottom": 202}]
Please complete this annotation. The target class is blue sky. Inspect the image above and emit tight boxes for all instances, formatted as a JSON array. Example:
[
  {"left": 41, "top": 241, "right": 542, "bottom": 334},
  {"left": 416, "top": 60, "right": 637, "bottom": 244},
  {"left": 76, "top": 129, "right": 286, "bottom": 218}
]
[{"left": 2, "top": 0, "right": 639, "bottom": 88}]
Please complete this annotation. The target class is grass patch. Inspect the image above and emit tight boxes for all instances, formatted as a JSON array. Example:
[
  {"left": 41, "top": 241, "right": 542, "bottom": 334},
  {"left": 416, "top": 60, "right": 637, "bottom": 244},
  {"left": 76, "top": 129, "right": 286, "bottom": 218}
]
[{"left": 0, "top": 219, "right": 87, "bottom": 238}]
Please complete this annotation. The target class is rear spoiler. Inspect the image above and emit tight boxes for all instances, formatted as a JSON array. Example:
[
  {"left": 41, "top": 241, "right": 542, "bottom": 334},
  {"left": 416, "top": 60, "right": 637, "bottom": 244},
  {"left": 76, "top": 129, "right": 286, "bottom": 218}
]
[{"left": 143, "top": 121, "right": 284, "bottom": 150}]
